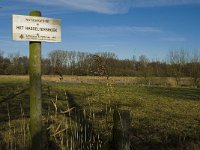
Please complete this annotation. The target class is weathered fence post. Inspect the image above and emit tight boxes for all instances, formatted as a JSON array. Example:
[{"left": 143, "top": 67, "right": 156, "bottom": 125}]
[
  {"left": 29, "top": 10, "right": 42, "bottom": 150},
  {"left": 12, "top": 9, "right": 61, "bottom": 150},
  {"left": 112, "top": 109, "right": 131, "bottom": 150}
]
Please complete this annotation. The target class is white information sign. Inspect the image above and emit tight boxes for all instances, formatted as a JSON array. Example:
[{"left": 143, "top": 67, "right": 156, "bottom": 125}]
[{"left": 12, "top": 14, "right": 61, "bottom": 42}]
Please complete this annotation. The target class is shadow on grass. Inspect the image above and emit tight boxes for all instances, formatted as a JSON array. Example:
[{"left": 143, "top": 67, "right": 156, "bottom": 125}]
[
  {"left": 65, "top": 92, "right": 92, "bottom": 129},
  {"left": 65, "top": 92, "right": 105, "bottom": 149},
  {"left": 0, "top": 88, "right": 28, "bottom": 105},
  {"left": 145, "top": 86, "right": 200, "bottom": 101},
  {"left": 0, "top": 82, "right": 30, "bottom": 122},
  {"left": 0, "top": 136, "right": 6, "bottom": 150},
  {"left": 130, "top": 125, "right": 200, "bottom": 150},
  {"left": 0, "top": 84, "right": 60, "bottom": 150}
]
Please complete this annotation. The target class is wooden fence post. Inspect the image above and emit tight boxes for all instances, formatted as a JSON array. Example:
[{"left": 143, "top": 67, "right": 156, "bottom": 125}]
[
  {"left": 29, "top": 10, "right": 42, "bottom": 150},
  {"left": 112, "top": 109, "right": 131, "bottom": 150}
]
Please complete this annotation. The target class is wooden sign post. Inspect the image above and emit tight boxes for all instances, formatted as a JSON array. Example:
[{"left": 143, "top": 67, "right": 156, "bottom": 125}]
[
  {"left": 12, "top": 10, "right": 61, "bottom": 150},
  {"left": 29, "top": 11, "right": 42, "bottom": 150}
]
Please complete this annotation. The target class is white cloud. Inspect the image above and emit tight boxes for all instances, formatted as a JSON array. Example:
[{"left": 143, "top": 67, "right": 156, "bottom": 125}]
[
  {"left": 65, "top": 26, "right": 162, "bottom": 34},
  {"left": 100, "top": 43, "right": 116, "bottom": 47},
  {"left": 0, "top": 5, "right": 32, "bottom": 17},
  {"left": 132, "top": 0, "right": 200, "bottom": 7},
  {"left": 30, "top": 0, "right": 131, "bottom": 14},
  {"left": 162, "top": 37, "right": 186, "bottom": 42},
  {"left": 27, "top": 0, "right": 200, "bottom": 14},
  {"left": 0, "top": 12, "right": 11, "bottom": 17}
]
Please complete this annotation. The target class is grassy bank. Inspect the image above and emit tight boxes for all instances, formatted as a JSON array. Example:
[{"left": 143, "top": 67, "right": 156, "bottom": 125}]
[{"left": 0, "top": 75, "right": 200, "bottom": 149}]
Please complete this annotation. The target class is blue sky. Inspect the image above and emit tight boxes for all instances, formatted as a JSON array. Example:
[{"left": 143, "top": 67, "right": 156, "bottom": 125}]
[{"left": 1, "top": 0, "right": 200, "bottom": 60}]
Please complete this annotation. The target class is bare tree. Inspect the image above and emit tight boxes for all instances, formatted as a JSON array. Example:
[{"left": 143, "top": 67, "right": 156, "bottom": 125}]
[
  {"left": 48, "top": 50, "right": 68, "bottom": 80},
  {"left": 138, "top": 55, "right": 153, "bottom": 84},
  {"left": 189, "top": 50, "right": 200, "bottom": 87},
  {"left": 168, "top": 49, "right": 189, "bottom": 85}
]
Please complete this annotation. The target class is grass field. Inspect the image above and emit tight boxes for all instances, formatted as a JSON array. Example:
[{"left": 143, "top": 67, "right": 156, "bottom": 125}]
[{"left": 0, "top": 75, "right": 200, "bottom": 149}]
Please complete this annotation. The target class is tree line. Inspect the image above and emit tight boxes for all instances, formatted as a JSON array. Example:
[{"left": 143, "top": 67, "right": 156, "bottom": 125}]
[{"left": 0, "top": 49, "right": 200, "bottom": 85}]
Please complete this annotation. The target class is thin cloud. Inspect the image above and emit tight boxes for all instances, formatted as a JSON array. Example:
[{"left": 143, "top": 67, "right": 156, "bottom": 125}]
[
  {"left": 100, "top": 44, "right": 116, "bottom": 47},
  {"left": 0, "top": 12, "right": 11, "bottom": 17},
  {"left": 0, "top": 5, "right": 32, "bottom": 17},
  {"left": 0, "top": 36, "right": 9, "bottom": 40},
  {"left": 65, "top": 26, "right": 162, "bottom": 34},
  {"left": 0, "top": 5, "right": 31, "bottom": 12},
  {"left": 0, "top": 37, "right": 12, "bottom": 43},
  {"left": 29, "top": 0, "right": 131, "bottom": 14},
  {"left": 132, "top": 0, "right": 200, "bottom": 7},
  {"left": 162, "top": 37, "right": 186, "bottom": 42},
  {"left": 26, "top": 0, "right": 200, "bottom": 14}
]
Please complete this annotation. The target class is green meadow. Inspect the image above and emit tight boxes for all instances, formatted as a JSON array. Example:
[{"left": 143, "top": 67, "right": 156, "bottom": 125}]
[{"left": 0, "top": 75, "right": 200, "bottom": 149}]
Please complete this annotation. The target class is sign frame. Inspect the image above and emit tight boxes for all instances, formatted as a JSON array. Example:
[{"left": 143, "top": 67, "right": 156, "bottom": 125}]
[{"left": 12, "top": 14, "right": 61, "bottom": 42}]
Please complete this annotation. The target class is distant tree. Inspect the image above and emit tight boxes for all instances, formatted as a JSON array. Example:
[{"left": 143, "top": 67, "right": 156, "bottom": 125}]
[
  {"left": 89, "top": 55, "right": 106, "bottom": 76},
  {"left": 41, "top": 58, "right": 51, "bottom": 75},
  {"left": 2, "top": 58, "right": 11, "bottom": 74},
  {"left": 168, "top": 49, "right": 189, "bottom": 85},
  {"left": 138, "top": 55, "right": 148, "bottom": 73},
  {"left": 48, "top": 50, "right": 69, "bottom": 78},
  {"left": 189, "top": 51, "right": 200, "bottom": 87},
  {"left": 75, "top": 52, "right": 91, "bottom": 75},
  {"left": 0, "top": 50, "right": 5, "bottom": 74},
  {"left": 67, "top": 51, "right": 76, "bottom": 75},
  {"left": 89, "top": 52, "right": 119, "bottom": 77},
  {"left": 5, "top": 53, "right": 28, "bottom": 75}
]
